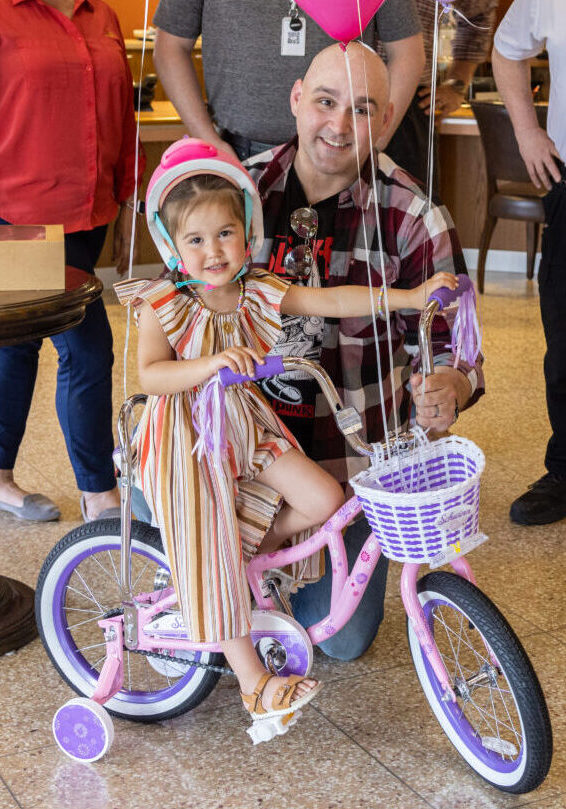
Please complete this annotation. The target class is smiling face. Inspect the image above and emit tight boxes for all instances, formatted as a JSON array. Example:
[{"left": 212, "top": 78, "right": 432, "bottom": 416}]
[
  {"left": 290, "top": 42, "right": 392, "bottom": 197},
  {"left": 174, "top": 198, "right": 247, "bottom": 288}
]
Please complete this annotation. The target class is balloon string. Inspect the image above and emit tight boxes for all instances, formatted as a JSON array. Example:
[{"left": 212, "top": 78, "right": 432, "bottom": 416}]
[
  {"left": 341, "top": 42, "right": 398, "bottom": 459},
  {"left": 436, "top": 0, "right": 490, "bottom": 30},
  {"left": 415, "top": 0, "right": 443, "bottom": 419},
  {"left": 358, "top": 58, "right": 402, "bottom": 445},
  {"left": 122, "top": 0, "right": 150, "bottom": 402}
]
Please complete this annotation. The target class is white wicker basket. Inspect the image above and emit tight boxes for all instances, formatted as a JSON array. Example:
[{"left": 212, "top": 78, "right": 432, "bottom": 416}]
[{"left": 350, "top": 434, "right": 485, "bottom": 564}]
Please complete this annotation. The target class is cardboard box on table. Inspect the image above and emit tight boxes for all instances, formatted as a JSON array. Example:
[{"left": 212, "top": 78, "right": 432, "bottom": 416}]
[{"left": 0, "top": 225, "right": 65, "bottom": 291}]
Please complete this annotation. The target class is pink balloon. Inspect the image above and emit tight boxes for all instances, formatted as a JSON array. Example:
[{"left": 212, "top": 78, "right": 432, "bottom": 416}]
[{"left": 296, "top": 0, "right": 388, "bottom": 42}]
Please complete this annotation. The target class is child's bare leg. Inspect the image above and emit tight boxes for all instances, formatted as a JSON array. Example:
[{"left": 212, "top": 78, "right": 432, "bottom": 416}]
[
  {"left": 221, "top": 634, "right": 318, "bottom": 708},
  {"left": 256, "top": 449, "right": 344, "bottom": 554}
]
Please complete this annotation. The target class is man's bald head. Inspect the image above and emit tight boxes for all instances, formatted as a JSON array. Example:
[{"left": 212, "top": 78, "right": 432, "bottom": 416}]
[
  {"left": 303, "top": 41, "right": 390, "bottom": 115},
  {"left": 289, "top": 41, "right": 393, "bottom": 201}
]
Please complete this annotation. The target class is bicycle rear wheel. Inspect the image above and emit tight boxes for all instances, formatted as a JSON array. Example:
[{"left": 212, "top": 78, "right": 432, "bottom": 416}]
[
  {"left": 36, "top": 519, "right": 223, "bottom": 722},
  {"left": 407, "top": 571, "right": 552, "bottom": 793}
]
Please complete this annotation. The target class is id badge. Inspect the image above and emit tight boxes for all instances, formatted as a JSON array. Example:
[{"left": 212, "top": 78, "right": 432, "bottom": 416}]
[{"left": 281, "top": 16, "right": 306, "bottom": 56}]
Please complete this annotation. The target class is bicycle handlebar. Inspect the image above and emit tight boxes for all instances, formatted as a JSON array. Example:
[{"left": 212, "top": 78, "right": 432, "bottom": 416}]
[
  {"left": 218, "top": 276, "right": 471, "bottom": 388},
  {"left": 218, "top": 354, "right": 285, "bottom": 387},
  {"left": 427, "top": 273, "right": 472, "bottom": 311},
  {"left": 214, "top": 275, "right": 476, "bottom": 455}
]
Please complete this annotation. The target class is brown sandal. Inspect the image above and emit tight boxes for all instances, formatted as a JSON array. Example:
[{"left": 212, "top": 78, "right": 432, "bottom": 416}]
[{"left": 241, "top": 671, "right": 322, "bottom": 720}]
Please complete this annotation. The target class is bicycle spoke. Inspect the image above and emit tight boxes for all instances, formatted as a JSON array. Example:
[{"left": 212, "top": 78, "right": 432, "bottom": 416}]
[
  {"left": 76, "top": 640, "right": 109, "bottom": 654},
  {"left": 63, "top": 606, "right": 101, "bottom": 615},
  {"left": 67, "top": 615, "right": 107, "bottom": 630},
  {"left": 106, "top": 550, "right": 121, "bottom": 588},
  {"left": 72, "top": 569, "right": 108, "bottom": 614},
  {"left": 433, "top": 603, "right": 523, "bottom": 759},
  {"left": 434, "top": 611, "right": 491, "bottom": 670},
  {"left": 132, "top": 558, "right": 153, "bottom": 591},
  {"left": 90, "top": 654, "right": 107, "bottom": 670},
  {"left": 89, "top": 552, "right": 120, "bottom": 589}
]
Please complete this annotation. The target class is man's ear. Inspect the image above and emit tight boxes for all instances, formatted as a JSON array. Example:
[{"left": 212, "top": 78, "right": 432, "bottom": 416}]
[
  {"left": 290, "top": 79, "right": 303, "bottom": 118},
  {"left": 374, "top": 100, "right": 394, "bottom": 146},
  {"left": 381, "top": 100, "right": 394, "bottom": 135}
]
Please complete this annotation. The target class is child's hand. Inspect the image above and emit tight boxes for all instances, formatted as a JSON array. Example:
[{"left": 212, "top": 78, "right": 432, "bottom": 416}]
[
  {"left": 409, "top": 273, "right": 459, "bottom": 310},
  {"left": 214, "top": 346, "right": 265, "bottom": 378}
]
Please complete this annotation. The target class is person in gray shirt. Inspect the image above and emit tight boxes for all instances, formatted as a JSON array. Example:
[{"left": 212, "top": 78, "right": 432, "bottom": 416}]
[{"left": 153, "top": 0, "right": 425, "bottom": 159}]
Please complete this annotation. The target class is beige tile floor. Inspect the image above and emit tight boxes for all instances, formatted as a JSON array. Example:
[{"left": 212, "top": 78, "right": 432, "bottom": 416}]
[{"left": 1, "top": 270, "right": 565, "bottom": 809}]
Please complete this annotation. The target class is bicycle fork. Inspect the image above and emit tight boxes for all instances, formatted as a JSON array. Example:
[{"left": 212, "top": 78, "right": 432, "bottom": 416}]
[{"left": 401, "top": 557, "right": 499, "bottom": 702}]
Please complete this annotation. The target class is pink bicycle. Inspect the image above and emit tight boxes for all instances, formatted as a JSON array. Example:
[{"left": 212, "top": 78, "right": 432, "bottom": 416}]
[{"left": 35, "top": 278, "right": 552, "bottom": 792}]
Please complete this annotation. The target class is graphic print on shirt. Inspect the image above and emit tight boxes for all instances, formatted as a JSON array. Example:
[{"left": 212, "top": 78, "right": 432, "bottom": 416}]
[{"left": 258, "top": 257, "right": 324, "bottom": 414}]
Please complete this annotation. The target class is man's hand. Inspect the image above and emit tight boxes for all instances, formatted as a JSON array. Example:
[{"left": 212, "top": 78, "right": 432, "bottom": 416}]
[
  {"left": 112, "top": 201, "right": 139, "bottom": 277},
  {"left": 418, "top": 83, "right": 464, "bottom": 117},
  {"left": 410, "top": 367, "right": 472, "bottom": 431},
  {"left": 207, "top": 134, "right": 239, "bottom": 161},
  {"left": 516, "top": 127, "right": 561, "bottom": 190}
]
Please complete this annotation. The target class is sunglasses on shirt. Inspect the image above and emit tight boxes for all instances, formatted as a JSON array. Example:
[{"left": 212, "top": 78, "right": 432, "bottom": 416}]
[{"left": 284, "top": 207, "right": 318, "bottom": 279}]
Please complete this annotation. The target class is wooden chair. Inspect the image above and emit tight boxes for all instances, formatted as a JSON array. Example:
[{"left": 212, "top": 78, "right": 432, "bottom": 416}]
[{"left": 471, "top": 101, "right": 547, "bottom": 293}]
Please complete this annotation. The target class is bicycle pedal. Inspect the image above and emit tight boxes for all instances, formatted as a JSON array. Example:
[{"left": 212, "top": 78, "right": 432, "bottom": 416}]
[{"left": 246, "top": 710, "right": 302, "bottom": 745}]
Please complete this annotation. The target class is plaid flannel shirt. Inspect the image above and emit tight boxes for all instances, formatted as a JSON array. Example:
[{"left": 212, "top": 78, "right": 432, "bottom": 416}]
[{"left": 246, "top": 139, "right": 484, "bottom": 486}]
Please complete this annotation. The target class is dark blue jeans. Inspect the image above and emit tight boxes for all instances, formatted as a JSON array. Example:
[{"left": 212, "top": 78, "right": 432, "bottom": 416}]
[
  {"left": 0, "top": 224, "right": 116, "bottom": 491},
  {"left": 290, "top": 514, "right": 389, "bottom": 660}
]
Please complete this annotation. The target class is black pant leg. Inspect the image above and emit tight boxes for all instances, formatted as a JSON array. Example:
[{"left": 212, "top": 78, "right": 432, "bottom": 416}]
[{"left": 538, "top": 170, "right": 566, "bottom": 476}]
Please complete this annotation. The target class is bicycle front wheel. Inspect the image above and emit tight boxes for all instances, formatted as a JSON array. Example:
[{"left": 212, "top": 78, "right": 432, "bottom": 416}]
[
  {"left": 407, "top": 572, "right": 552, "bottom": 793},
  {"left": 36, "top": 519, "right": 223, "bottom": 722}
]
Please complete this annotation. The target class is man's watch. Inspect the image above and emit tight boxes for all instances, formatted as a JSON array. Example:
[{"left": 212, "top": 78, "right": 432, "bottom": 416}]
[{"left": 442, "top": 78, "right": 468, "bottom": 97}]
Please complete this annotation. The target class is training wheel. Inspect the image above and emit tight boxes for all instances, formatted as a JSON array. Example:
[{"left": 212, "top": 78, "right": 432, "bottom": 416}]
[
  {"left": 52, "top": 698, "right": 114, "bottom": 762},
  {"left": 251, "top": 610, "right": 313, "bottom": 676}
]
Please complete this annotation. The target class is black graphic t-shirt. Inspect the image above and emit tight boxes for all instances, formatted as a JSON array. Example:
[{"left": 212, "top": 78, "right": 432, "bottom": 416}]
[{"left": 258, "top": 166, "right": 339, "bottom": 454}]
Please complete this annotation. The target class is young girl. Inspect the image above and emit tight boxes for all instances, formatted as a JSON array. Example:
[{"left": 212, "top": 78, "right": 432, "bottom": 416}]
[{"left": 116, "top": 138, "right": 457, "bottom": 740}]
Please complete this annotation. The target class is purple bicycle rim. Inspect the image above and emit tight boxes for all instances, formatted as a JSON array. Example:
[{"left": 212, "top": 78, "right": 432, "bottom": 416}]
[
  {"left": 52, "top": 542, "right": 201, "bottom": 704},
  {"left": 421, "top": 597, "right": 524, "bottom": 774}
]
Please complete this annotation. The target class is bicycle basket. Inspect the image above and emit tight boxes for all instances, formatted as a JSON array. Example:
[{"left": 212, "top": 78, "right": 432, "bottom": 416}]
[{"left": 350, "top": 434, "right": 485, "bottom": 564}]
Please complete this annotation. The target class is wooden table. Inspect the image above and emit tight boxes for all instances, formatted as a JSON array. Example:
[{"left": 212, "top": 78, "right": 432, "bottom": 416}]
[{"left": 0, "top": 266, "right": 103, "bottom": 654}]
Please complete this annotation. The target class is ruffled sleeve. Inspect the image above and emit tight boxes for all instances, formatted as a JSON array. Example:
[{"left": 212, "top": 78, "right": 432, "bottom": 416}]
[
  {"left": 114, "top": 278, "right": 195, "bottom": 350},
  {"left": 239, "top": 270, "right": 290, "bottom": 353},
  {"left": 114, "top": 277, "right": 153, "bottom": 308}
]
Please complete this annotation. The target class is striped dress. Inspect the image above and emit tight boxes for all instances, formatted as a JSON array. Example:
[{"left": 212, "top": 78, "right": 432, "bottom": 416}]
[{"left": 116, "top": 271, "right": 320, "bottom": 643}]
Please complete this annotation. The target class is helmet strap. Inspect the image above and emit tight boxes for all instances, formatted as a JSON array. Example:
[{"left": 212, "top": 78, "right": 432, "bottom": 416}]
[
  {"left": 154, "top": 212, "right": 185, "bottom": 272},
  {"left": 243, "top": 188, "right": 253, "bottom": 244}
]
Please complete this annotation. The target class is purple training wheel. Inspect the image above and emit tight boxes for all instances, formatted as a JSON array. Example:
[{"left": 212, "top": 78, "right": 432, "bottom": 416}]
[{"left": 53, "top": 698, "right": 114, "bottom": 762}]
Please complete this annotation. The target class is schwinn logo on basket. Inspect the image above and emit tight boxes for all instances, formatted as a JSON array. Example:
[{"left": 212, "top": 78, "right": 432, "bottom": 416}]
[{"left": 436, "top": 506, "right": 474, "bottom": 532}]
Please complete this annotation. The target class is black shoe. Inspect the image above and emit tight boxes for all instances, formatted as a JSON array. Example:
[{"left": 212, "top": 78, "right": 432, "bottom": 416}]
[{"left": 510, "top": 473, "right": 566, "bottom": 525}]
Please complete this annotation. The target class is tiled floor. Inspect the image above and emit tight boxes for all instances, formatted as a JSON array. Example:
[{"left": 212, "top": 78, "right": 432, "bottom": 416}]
[{"left": 1, "top": 271, "right": 564, "bottom": 809}]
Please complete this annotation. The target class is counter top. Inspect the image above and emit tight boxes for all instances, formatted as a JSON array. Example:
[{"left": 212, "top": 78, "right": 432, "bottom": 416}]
[
  {"left": 137, "top": 101, "right": 188, "bottom": 142},
  {"left": 136, "top": 101, "right": 480, "bottom": 141},
  {"left": 125, "top": 36, "right": 202, "bottom": 51}
]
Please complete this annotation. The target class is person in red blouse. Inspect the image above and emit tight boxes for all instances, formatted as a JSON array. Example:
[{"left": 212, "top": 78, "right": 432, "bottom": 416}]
[{"left": 0, "top": 0, "right": 145, "bottom": 521}]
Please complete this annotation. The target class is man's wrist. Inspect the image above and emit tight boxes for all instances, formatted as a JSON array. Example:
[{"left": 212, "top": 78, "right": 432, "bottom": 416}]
[{"left": 454, "top": 366, "right": 475, "bottom": 407}]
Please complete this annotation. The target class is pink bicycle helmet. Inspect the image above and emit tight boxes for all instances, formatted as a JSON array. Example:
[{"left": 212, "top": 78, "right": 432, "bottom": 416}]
[{"left": 145, "top": 137, "right": 264, "bottom": 272}]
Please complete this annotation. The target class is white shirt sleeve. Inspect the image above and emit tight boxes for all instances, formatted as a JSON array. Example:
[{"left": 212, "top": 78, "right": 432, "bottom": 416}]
[{"left": 493, "top": 0, "right": 544, "bottom": 60}]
